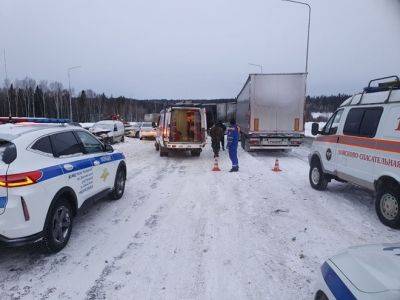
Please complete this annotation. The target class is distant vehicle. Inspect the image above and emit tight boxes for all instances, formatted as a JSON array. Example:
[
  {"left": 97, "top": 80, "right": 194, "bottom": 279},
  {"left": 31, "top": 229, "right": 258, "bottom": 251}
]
[
  {"left": 155, "top": 105, "right": 207, "bottom": 157},
  {"left": 309, "top": 76, "right": 400, "bottom": 228},
  {"left": 126, "top": 122, "right": 142, "bottom": 138},
  {"left": 90, "top": 120, "right": 125, "bottom": 144},
  {"left": 236, "top": 73, "right": 306, "bottom": 151},
  {"left": 0, "top": 119, "right": 126, "bottom": 253},
  {"left": 139, "top": 122, "right": 157, "bottom": 140},
  {"left": 144, "top": 113, "right": 160, "bottom": 123},
  {"left": 314, "top": 242, "right": 400, "bottom": 300}
]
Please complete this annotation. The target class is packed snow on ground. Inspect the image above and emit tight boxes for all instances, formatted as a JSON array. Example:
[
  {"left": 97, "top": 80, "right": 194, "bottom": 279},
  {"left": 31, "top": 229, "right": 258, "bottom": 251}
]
[
  {"left": 0, "top": 138, "right": 398, "bottom": 299},
  {"left": 304, "top": 122, "right": 326, "bottom": 137}
]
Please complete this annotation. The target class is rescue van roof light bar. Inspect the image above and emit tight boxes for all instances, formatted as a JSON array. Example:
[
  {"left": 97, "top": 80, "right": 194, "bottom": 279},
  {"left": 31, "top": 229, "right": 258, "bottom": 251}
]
[{"left": 0, "top": 117, "right": 71, "bottom": 124}]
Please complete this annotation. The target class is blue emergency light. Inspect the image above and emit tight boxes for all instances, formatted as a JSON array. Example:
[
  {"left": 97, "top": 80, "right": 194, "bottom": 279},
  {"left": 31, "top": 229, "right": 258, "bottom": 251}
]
[{"left": 0, "top": 117, "right": 71, "bottom": 124}]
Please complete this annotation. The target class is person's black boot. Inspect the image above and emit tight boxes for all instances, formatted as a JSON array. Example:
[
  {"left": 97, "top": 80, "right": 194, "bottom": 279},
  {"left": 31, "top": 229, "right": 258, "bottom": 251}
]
[{"left": 229, "top": 166, "right": 239, "bottom": 172}]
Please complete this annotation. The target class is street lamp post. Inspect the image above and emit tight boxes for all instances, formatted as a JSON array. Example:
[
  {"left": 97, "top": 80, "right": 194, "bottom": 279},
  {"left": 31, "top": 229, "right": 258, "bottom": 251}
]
[
  {"left": 248, "top": 63, "right": 263, "bottom": 73},
  {"left": 67, "top": 65, "right": 82, "bottom": 121},
  {"left": 282, "top": 0, "right": 311, "bottom": 74}
]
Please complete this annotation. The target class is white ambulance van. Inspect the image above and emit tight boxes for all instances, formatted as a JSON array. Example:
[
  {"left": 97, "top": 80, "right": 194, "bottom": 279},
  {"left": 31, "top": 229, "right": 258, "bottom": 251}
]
[{"left": 309, "top": 76, "right": 400, "bottom": 228}]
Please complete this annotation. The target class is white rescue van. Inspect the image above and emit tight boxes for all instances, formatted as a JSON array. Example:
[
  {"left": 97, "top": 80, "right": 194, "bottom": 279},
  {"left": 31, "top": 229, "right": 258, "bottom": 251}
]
[
  {"left": 155, "top": 105, "right": 207, "bottom": 157},
  {"left": 309, "top": 76, "right": 400, "bottom": 228}
]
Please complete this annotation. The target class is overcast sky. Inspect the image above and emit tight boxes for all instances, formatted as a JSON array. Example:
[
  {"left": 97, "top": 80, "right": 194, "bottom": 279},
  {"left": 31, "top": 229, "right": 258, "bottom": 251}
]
[{"left": 1, "top": 0, "right": 399, "bottom": 99}]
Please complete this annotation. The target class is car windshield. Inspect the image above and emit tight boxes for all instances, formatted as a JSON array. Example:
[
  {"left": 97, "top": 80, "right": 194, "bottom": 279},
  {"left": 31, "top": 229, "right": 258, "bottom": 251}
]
[
  {"left": 141, "top": 123, "right": 153, "bottom": 128},
  {"left": 93, "top": 123, "right": 113, "bottom": 131}
]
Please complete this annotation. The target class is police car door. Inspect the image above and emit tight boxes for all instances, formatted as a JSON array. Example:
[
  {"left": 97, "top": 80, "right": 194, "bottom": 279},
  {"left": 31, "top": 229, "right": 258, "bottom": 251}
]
[
  {"left": 50, "top": 131, "right": 97, "bottom": 203},
  {"left": 319, "top": 109, "right": 344, "bottom": 173},
  {"left": 74, "top": 130, "right": 113, "bottom": 194}
]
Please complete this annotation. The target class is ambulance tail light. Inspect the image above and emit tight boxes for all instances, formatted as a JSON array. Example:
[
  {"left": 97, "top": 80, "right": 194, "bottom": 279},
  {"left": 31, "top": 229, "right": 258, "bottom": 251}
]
[
  {"left": 249, "top": 138, "right": 260, "bottom": 145},
  {"left": 0, "top": 170, "right": 43, "bottom": 188}
]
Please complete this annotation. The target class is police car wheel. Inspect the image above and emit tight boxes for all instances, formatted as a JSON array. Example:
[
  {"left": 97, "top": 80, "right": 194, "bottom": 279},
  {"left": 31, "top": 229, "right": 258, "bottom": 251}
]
[
  {"left": 110, "top": 167, "right": 126, "bottom": 200},
  {"left": 43, "top": 199, "right": 73, "bottom": 253},
  {"left": 309, "top": 161, "right": 328, "bottom": 191},
  {"left": 376, "top": 185, "right": 400, "bottom": 228}
]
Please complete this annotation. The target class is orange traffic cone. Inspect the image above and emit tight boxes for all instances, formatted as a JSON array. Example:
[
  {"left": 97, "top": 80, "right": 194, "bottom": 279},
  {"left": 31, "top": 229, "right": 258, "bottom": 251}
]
[
  {"left": 212, "top": 157, "right": 221, "bottom": 172},
  {"left": 272, "top": 158, "right": 282, "bottom": 172}
]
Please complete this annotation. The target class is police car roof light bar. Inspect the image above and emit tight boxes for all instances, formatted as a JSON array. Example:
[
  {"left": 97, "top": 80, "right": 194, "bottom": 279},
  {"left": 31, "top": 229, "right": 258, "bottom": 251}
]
[{"left": 0, "top": 117, "right": 71, "bottom": 124}]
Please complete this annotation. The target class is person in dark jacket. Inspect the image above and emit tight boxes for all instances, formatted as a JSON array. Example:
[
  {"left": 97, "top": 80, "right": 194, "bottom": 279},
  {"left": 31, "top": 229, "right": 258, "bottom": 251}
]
[
  {"left": 227, "top": 119, "right": 239, "bottom": 172},
  {"left": 209, "top": 123, "right": 224, "bottom": 158},
  {"left": 216, "top": 121, "right": 226, "bottom": 151}
]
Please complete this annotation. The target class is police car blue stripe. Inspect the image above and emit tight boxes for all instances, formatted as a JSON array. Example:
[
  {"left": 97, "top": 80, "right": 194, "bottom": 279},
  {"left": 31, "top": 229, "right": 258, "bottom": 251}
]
[
  {"left": 38, "top": 153, "right": 124, "bottom": 182},
  {"left": 0, "top": 197, "right": 7, "bottom": 208},
  {"left": 321, "top": 262, "right": 357, "bottom": 300}
]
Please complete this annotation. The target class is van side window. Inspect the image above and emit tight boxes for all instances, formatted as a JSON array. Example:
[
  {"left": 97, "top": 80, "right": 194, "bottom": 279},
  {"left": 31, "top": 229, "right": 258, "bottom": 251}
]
[
  {"left": 323, "top": 109, "right": 343, "bottom": 135},
  {"left": 343, "top": 107, "right": 383, "bottom": 138}
]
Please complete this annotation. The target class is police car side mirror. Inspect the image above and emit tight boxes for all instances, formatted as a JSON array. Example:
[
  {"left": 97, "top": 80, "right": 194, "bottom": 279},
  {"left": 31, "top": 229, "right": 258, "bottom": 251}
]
[
  {"left": 311, "top": 122, "right": 320, "bottom": 136},
  {"left": 104, "top": 143, "right": 114, "bottom": 152}
]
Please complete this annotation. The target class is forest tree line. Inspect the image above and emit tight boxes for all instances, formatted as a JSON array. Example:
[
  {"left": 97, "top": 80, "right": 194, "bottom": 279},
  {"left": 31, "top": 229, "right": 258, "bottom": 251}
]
[{"left": 0, "top": 77, "right": 348, "bottom": 123}]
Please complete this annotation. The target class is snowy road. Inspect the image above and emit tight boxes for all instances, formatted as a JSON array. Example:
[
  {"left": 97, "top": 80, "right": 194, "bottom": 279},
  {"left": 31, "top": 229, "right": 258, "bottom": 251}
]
[{"left": 0, "top": 138, "right": 398, "bottom": 299}]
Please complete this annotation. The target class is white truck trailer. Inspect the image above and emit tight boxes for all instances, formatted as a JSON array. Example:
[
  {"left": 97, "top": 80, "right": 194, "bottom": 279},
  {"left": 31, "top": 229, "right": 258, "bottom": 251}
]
[{"left": 236, "top": 73, "right": 306, "bottom": 151}]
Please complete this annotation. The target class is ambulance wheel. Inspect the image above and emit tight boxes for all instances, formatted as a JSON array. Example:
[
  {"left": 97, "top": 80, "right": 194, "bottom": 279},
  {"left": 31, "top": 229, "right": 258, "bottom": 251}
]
[
  {"left": 376, "top": 183, "right": 400, "bottom": 228},
  {"left": 309, "top": 160, "right": 328, "bottom": 191},
  {"left": 160, "top": 147, "right": 168, "bottom": 157},
  {"left": 110, "top": 166, "right": 126, "bottom": 200},
  {"left": 43, "top": 198, "right": 73, "bottom": 253},
  {"left": 191, "top": 149, "right": 201, "bottom": 157}
]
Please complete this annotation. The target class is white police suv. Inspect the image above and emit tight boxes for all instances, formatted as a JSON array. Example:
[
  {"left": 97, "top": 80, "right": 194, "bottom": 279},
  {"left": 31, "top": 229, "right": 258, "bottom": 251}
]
[
  {"left": 0, "top": 118, "right": 126, "bottom": 252},
  {"left": 315, "top": 243, "right": 400, "bottom": 300}
]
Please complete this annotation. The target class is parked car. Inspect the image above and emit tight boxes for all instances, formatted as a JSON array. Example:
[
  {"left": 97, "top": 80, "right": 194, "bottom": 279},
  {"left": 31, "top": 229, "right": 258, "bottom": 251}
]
[
  {"left": 139, "top": 122, "right": 157, "bottom": 140},
  {"left": 309, "top": 76, "right": 400, "bottom": 228},
  {"left": 126, "top": 122, "right": 142, "bottom": 138},
  {"left": 314, "top": 242, "right": 400, "bottom": 300},
  {"left": 155, "top": 104, "right": 207, "bottom": 157},
  {"left": 0, "top": 119, "right": 126, "bottom": 252},
  {"left": 90, "top": 120, "right": 125, "bottom": 144}
]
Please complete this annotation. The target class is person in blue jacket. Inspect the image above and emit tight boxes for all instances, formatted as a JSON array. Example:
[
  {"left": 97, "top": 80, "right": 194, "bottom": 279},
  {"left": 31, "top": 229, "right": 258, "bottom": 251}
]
[{"left": 227, "top": 118, "right": 239, "bottom": 172}]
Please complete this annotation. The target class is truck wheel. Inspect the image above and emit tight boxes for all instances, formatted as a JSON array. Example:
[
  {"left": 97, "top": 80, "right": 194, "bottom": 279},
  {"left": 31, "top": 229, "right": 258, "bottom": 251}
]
[
  {"left": 42, "top": 198, "right": 73, "bottom": 253},
  {"left": 135, "top": 132, "right": 139, "bottom": 138},
  {"left": 155, "top": 142, "right": 160, "bottom": 151},
  {"left": 375, "top": 183, "right": 400, "bottom": 228},
  {"left": 245, "top": 139, "right": 251, "bottom": 152},
  {"left": 110, "top": 166, "right": 126, "bottom": 200},
  {"left": 191, "top": 149, "right": 201, "bottom": 157},
  {"left": 309, "top": 160, "right": 328, "bottom": 191},
  {"left": 241, "top": 135, "right": 246, "bottom": 150},
  {"left": 121, "top": 135, "right": 125, "bottom": 142}
]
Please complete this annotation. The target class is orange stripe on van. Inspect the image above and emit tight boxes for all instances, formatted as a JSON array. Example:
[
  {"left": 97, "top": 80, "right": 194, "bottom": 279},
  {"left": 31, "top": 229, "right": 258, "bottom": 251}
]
[{"left": 316, "top": 135, "right": 400, "bottom": 154}]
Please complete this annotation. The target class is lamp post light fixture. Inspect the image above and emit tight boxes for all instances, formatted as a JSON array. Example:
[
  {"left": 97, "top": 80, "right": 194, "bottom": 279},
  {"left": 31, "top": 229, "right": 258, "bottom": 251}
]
[
  {"left": 248, "top": 63, "right": 263, "bottom": 73},
  {"left": 281, "top": 0, "right": 311, "bottom": 74},
  {"left": 67, "top": 65, "right": 82, "bottom": 122}
]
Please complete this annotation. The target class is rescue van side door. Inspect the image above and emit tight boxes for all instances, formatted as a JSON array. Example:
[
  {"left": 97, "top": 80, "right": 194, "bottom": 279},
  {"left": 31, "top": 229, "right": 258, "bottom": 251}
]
[{"left": 339, "top": 107, "right": 383, "bottom": 188}]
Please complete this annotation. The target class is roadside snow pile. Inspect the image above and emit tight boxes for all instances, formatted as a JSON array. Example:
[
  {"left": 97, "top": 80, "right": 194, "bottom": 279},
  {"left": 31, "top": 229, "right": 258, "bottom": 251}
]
[
  {"left": 311, "top": 112, "right": 332, "bottom": 120},
  {"left": 80, "top": 122, "right": 94, "bottom": 129}
]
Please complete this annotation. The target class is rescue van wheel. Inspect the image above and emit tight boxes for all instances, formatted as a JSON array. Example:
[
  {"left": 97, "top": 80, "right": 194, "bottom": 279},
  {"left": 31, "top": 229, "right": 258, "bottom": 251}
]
[
  {"left": 376, "top": 184, "right": 400, "bottom": 228},
  {"left": 309, "top": 160, "right": 328, "bottom": 191},
  {"left": 110, "top": 167, "right": 126, "bottom": 200},
  {"left": 42, "top": 198, "right": 73, "bottom": 253}
]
